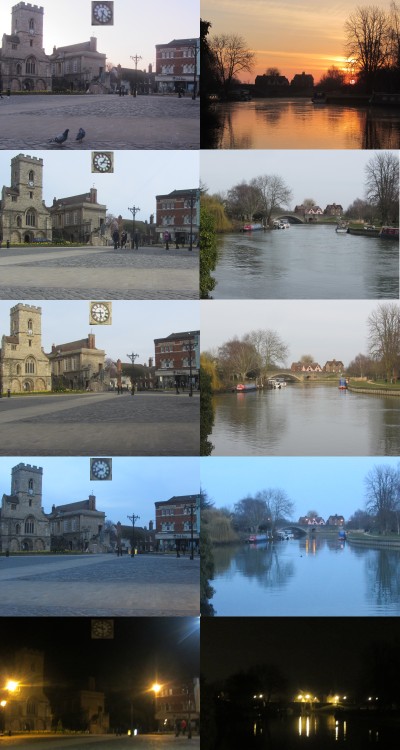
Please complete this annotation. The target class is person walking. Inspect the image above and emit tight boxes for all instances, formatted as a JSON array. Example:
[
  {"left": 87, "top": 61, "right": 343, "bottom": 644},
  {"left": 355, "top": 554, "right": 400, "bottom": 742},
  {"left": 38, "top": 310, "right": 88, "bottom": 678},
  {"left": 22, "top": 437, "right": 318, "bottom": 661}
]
[
  {"left": 164, "top": 230, "right": 170, "bottom": 250},
  {"left": 134, "top": 230, "right": 140, "bottom": 250},
  {"left": 112, "top": 228, "right": 119, "bottom": 249}
]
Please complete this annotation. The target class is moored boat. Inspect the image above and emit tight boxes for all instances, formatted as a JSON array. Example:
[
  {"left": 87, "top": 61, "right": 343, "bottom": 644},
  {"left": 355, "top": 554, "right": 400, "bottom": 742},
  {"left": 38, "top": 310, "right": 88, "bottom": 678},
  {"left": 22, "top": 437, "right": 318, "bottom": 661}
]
[
  {"left": 379, "top": 226, "right": 399, "bottom": 239},
  {"left": 236, "top": 382, "right": 258, "bottom": 392},
  {"left": 335, "top": 222, "right": 348, "bottom": 234},
  {"left": 242, "top": 223, "right": 263, "bottom": 232},
  {"left": 338, "top": 377, "right": 347, "bottom": 390},
  {"left": 247, "top": 533, "right": 268, "bottom": 543}
]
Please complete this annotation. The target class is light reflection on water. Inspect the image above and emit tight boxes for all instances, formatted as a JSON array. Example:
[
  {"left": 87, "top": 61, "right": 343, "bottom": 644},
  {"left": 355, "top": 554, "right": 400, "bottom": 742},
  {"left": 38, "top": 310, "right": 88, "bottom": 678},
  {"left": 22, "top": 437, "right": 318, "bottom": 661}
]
[
  {"left": 212, "top": 538, "right": 400, "bottom": 616},
  {"left": 211, "top": 386, "right": 400, "bottom": 456},
  {"left": 212, "top": 99, "right": 400, "bottom": 149},
  {"left": 212, "top": 227, "right": 399, "bottom": 299}
]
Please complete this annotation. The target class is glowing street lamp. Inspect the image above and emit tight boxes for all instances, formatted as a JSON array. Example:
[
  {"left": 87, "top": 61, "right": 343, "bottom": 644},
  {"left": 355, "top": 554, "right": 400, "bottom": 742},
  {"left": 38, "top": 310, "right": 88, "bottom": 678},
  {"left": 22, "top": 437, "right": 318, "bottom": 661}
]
[{"left": 5, "top": 680, "right": 19, "bottom": 693}]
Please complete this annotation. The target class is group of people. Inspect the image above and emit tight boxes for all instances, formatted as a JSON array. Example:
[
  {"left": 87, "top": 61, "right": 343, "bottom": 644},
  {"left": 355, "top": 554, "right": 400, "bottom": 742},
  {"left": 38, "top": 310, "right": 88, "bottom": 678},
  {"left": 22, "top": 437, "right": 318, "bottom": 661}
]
[{"left": 111, "top": 228, "right": 140, "bottom": 250}]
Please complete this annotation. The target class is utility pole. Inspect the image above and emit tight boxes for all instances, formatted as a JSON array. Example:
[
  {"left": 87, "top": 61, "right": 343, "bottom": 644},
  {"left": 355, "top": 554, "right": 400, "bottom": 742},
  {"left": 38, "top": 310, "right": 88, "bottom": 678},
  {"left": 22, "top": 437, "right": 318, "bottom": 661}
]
[
  {"left": 127, "top": 512, "right": 140, "bottom": 557},
  {"left": 130, "top": 54, "right": 142, "bottom": 97}
]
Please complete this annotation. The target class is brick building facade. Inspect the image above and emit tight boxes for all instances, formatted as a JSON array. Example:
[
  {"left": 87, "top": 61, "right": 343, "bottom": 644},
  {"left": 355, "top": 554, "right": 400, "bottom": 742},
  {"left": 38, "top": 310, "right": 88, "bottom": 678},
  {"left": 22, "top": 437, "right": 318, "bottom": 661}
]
[
  {"left": 155, "top": 37, "right": 199, "bottom": 95},
  {"left": 155, "top": 494, "right": 200, "bottom": 554},
  {"left": 154, "top": 330, "right": 199, "bottom": 389},
  {"left": 155, "top": 188, "right": 199, "bottom": 247}
]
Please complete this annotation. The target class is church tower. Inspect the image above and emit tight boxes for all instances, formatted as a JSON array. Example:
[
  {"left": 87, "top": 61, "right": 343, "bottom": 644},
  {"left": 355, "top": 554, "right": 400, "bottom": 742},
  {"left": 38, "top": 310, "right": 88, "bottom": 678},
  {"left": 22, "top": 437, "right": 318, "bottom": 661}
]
[
  {"left": 0, "top": 304, "right": 52, "bottom": 393},
  {"left": 0, "top": 463, "right": 50, "bottom": 553},
  {"left": 0, "top": 155, "right": 52, "bottom": 244},
  {"left": 11, "top": 2, "right": 45, "bottom": 52}
]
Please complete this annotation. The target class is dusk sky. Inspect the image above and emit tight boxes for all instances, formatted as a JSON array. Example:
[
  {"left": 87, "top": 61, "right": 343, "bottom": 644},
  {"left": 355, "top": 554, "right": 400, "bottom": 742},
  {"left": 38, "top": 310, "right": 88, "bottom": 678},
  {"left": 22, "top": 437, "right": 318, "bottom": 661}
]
[
  {"left": 201, "top": 0, "right": 391, "bottom": 82},
  {"left": 200, "top": 456, "right": 400, "bottom": 520},
  {"left": 201, "top": 150, "right": 382, "bottom": 210},
  {"left": 0, "top": 0, "right": 199, "bottom": 71},
  {"left": 200, "top": 300, "right": 389, "bottom": 366},
  {"left": 0, "top": 150, "right": 199, "bottom": 221},
  {"left": 0, "top": 456, "right": 200, "bottom": 525},
  {"left": 0, "top": 299, "right": 199, "bottom": 362}
]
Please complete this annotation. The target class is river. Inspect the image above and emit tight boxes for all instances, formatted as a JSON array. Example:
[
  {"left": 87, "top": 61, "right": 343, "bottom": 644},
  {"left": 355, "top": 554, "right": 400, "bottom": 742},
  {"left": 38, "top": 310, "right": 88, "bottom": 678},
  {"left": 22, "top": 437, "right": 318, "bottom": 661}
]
[
  {"left": 210, "top": 385, "right": 400, "bottom": 456},
  {"left": 207, "top": 99, "right": 400, "bottom": 149},
  {"left": 211, "top": 536, "right": 400, "bottom": 617},
  {"left": 212, "top": 227, "right": 398, "bottom": 299}
]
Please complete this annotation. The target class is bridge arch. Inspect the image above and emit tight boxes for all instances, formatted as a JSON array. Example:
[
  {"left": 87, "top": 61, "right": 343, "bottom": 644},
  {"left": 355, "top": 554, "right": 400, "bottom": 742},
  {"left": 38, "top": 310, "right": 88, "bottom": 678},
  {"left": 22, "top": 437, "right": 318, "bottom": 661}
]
[
  {"left": 268, "top": 370, "right": 303, "bottom": 383},
  {"left": 274, "top": 214, "right": 304, "bottom": 225}
]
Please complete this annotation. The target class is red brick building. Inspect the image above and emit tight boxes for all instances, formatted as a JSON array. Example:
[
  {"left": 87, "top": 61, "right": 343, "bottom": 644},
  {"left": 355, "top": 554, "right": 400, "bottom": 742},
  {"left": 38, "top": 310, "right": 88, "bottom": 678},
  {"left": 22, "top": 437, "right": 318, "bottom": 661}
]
[
  {"left": 155, "top": 494, "right": 200, "bottom": 554},
  {"left": 154, "top": 330, "right": 199, "bottom": 390},
  {"left": 155, "top": 188, "right": 199, "bottom": 247},
  {"left": 155, "top": 37, "right": 199, "bottom": 95}
]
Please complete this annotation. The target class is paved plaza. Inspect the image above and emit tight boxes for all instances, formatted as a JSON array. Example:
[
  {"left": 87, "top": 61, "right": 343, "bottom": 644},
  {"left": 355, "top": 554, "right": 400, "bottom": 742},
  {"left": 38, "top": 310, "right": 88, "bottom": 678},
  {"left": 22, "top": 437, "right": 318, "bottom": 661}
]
[
  {"left": 0, "top": 245, "right": 199, "bottom": 300},
  {"left": 0, "top": 391, "right": 200, "bottom": 455},
  {"left": 0, "top": 95, "right": 199, "bottom": 150},
  {"left": 0, "top": 734, "right": 199, "bottom": 748},
  {"left": 0, "top": 553, "right": 199, "bottom": 616}
]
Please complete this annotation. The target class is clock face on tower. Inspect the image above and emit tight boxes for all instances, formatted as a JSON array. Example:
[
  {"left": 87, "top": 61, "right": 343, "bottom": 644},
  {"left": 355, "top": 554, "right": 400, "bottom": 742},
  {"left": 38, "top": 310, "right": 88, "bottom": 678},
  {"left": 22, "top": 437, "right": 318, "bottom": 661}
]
[
  {"left": 92, "top": 2, "right": 114, "bottom": 25},
  {"left": 90, "top": 301, "right": 112, "bottom": 325},
  {"left": 90, "top": 457, "right": 112, "bottom": 481},
  {"left": 92, "top": 151, "right": 113, "bottom": 173},
  {"left": 91, "top": 618, "right": 114, "bottom": 639}
]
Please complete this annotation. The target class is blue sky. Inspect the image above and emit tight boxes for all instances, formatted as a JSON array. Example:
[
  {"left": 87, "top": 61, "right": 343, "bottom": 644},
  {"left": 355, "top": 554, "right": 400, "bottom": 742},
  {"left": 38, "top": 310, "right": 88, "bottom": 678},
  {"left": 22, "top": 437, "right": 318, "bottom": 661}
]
[
  {"left": 0, "top": 456, "right": 200, "bottom": 524},
  {"left": 200, "top": 456, "right": 400, "bottom": 520}
]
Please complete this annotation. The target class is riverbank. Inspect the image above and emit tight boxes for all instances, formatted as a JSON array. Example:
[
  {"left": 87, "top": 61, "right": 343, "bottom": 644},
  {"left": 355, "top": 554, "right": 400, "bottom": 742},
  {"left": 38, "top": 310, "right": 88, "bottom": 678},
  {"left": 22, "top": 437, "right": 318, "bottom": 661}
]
[
  {"left": 347, "top": 531, "right": 400, "bottom": 548},
  {"left": 348, "top": 380, "right": 400, "bottom": 397}
]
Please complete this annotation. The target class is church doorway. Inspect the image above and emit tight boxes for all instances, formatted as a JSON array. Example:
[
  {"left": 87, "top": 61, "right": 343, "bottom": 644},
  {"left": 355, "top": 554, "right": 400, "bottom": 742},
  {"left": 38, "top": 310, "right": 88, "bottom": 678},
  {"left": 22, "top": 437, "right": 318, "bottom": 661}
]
[
  {"left": 24, "top": 233, "right": 32, "bottom": 243},
  {"left": 21, "top": 539, "right": 33, "bottom": 551}
]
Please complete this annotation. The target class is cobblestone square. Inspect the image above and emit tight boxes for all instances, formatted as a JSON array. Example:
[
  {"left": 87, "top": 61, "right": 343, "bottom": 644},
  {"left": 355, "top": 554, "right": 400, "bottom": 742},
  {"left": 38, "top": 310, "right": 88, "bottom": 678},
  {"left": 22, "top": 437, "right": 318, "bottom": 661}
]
[
  {"left": 0, "top": 552, "right": 200, "bottom": 616},
  {"left": 0, "top": 391, "right": 200, "bottom": 455},
  {"left": 0, "top": 95, "right": 200, "bottom": 150},
  {"left": 0, "top": 244, "right": 199, "bottom": 300}
]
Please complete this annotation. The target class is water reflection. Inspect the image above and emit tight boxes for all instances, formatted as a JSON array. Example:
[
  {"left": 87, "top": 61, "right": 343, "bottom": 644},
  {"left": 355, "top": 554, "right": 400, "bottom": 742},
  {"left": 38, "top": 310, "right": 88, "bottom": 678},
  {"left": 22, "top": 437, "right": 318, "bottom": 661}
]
[
  {"left": 212, "top": 228, "right": 399, "bottom": 299},
  {"left": 212, "top": 539, "right": 400, "bottom": 616},
  {"left": 209, "top": 99, "right": 400, "bottom": 149},
  {"left": 210, "top": 387, "right": 400, "bottom": 456}
]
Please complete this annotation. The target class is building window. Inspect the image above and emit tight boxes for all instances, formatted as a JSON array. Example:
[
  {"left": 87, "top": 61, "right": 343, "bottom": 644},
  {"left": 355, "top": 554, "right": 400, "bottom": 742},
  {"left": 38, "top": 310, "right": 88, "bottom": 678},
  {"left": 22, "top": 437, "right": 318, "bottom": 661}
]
[
  {"left": 29, "top": 19, "right": 35, "bottom": 31},
  {"left": 16, "top": 62, "right": 22, "bottom": 73},
  {"left": 25, "top": 358, "right": 35, "bottom": 374},
  {"left": 26, "top": 209, "right": 36, "bottom": 226},
  {"left": 65, "top": 213, "right": 71, "bottom": 225},
  {"left": 28, "top": 170, "right": 34, "bottom": 182},
  {"left": 26, "top": 57, "right": 36, "bottom": 75},
  {"left": 12, "top": 43, "right": 18, "bottom": 50},
  {"left": 27, "top": 319, "right": 33, "bottom": 334},
  {"left": 28, "top": 479, "right": 34, "bottom": 489},
  {"left": 73, "top": 59, "right": 78, "bottom": 73},
  {"left": 12, "top": 196, "right": 17, "bottom": 203},
  {"left": 15, "top": 522, "right": 20, "bottom": 532},
  {"left": 25, "top": 519, "right": 34, "bottom": 534},
  {"left": 73, "top": 211, "right": 78, "bottom": 225}
]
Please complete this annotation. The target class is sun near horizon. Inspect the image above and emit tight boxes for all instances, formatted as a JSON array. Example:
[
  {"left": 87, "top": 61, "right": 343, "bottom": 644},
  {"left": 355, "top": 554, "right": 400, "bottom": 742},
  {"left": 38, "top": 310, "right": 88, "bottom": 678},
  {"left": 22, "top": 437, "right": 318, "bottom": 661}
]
[{"left": 201, "top": 0, "right": 391, "bottom": 84}]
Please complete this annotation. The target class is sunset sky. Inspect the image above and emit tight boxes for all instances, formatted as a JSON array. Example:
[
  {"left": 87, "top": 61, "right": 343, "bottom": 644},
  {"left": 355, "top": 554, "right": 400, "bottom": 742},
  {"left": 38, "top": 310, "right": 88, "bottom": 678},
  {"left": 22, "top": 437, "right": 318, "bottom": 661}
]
[{"left": 201, "top": 0, "right": 391, "bottom": 84}]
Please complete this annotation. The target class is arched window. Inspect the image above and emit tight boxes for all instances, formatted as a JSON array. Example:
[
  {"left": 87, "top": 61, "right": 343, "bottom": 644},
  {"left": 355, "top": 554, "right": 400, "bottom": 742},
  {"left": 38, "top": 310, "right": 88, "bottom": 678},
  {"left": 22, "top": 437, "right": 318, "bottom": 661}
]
[
  {"left": 26, "top": 57, "right": 36, "bottom": 75},
  {"left": 25, "top": 358, "right": 35, "bottom": 374},
  {"left": 25, "top": 519, "right": 34, "bottom": 534},
  {"left": 28, "top": 478, "right": 34, "bottom": 489},
  {"left": 17, "top": 215, "right": 22, "bottom": 227},
  {"left": 16, "top": 524, "right": 21, "bottom": 534},
  {"left": 27, "top": 699, "right": 37, "bottom": 715},
  {"left": 16, "top": 63, "right": 22, "bottom": 74},
  {"left": 26, "top": 209, "right": 36, "bottom": 226},
  {"left": 16, "top": 364, "right": 21, "bottom": 374},
  {"left": 28, "top": 170, "right": 34, "bottom": 182},
  {"left": 27, "top": 318, "right": 33, "bottom": 333},
  {"left": 29, "top": 19, "right": 35, "bottom": 31}
]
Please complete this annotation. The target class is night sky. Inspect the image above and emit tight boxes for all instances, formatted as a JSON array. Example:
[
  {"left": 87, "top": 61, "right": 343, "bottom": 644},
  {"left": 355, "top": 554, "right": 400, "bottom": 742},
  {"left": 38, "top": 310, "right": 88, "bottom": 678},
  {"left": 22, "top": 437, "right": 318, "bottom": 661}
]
[
  {"left": 0, "top": 617, "right": 199, "bottom": 694},
  {"left": 201, "top": 617, "right": 400, "bottom": 694}
]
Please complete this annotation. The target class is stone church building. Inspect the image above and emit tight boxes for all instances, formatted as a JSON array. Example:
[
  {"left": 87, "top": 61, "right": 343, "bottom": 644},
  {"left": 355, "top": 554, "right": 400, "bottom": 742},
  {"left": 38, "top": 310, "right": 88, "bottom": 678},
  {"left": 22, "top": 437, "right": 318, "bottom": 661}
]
[
  {"left": 0, "top": 303, "right": 52, "bottom": 393},
  {"left": 0, "top": 2, "right": 106, "bottom": 92},
  {"left": 0, "top": 463, "right": 51, "bottom": 552},
  {"left": 0, "top": 153, "right": 52, "bottom": 243},
  {"left": 0, "top": 154, "right": 107, "bottom": 245},
  {"left": 1, "top": 648, "right": 52, "bottom": 732}
]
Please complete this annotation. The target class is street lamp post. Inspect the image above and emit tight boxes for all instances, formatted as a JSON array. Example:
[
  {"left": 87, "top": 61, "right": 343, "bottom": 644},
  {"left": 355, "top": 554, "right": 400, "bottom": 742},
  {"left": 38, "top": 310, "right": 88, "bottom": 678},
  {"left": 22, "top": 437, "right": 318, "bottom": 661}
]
[
  {"left": 127, "top": 512, "right": 140, "bottom": 556},
  {"left": 128, "top": 206, "right": 140, "bottom": 249},
  {"left": 127, "top": 351, "right": 139, "bottom": 394},
  {"left": 130, "top": 54, "right": 142, "bottom": 97},
  {"left": 151, "top": 683, "right": 161, "bottom": 732},
  {"left": 184, "top": 503, "right": 195, "bottom": 559},
  {"left": 187, "top": 333, "right": 193, "bottom": 396}
]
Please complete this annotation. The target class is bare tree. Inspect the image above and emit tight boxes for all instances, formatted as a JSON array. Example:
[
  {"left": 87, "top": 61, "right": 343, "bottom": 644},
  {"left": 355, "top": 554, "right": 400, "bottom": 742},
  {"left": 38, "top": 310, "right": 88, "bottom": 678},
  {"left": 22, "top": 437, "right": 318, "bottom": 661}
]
[
  {"left": 389, "top": 1, "right": 400, "bottom": 68},
  {"left": 251, "top": 174, "right": 292, "bottom": 226},
  {"left": 255, "top": 489, "right": 295, "bottom": 531},
  {"left": 367, "top": 303, "right": 400, "bottom": 382},
  {"left": 234, "top": 496, "right": 270, "bottom": 533},
  {"left": 364, "top": 151, "right": 399, "bottom": 225},
  {"left": 218, "top": 337, "right": 260, "bottom": 382},
  {"left": 226, "top": 181, "right": 262, "bottom": 221},
  {"left": 318, "top": 66, "right": 346, "bottom": 89},
  {"left": 302, "top": 198, "right": 317, "bottom": 210},
  {"left": 344, "top": 5, "right": 392, "bottom": 91},
  {"left": 244, "top": 329, "right": 289, "bottom": 383},
  {"left": 300, "top": 354, "right": 315, "bottom": 365},
  {"left": 210, "top": 33, "right": 255, "bottom": 95},
  {"left": 265, "top": 67, "right": 281, "bottom": 77},
  {"left": 364, "top": 464, "right": 400, "bottom": 533}
]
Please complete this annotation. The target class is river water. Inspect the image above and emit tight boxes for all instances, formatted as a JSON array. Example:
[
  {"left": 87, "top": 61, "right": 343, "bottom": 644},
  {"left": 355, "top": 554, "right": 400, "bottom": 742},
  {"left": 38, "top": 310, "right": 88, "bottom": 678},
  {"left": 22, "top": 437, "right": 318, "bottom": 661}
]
[
  {"left": 211, "top": 537, "right": 400, "bottom": 617},
  {"left": 212, "top": 227, "right": 399, "bottom": 299},
  {"left": 209, "top": 99, "right": 400, "bottom": 149},
  {"left": 210, "top": 386, "right": 400, "bottom": 456}
]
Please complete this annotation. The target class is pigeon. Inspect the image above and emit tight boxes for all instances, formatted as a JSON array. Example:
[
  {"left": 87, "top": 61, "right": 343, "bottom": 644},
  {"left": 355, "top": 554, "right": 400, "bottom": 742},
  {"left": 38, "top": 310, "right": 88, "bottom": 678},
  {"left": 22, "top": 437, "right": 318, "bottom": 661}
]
[
  {"left": 48, "top": 128, "right": 69, "bottom": 145},
  {"left": 75, "top": 127, "right": 86, "bottom": 143}
]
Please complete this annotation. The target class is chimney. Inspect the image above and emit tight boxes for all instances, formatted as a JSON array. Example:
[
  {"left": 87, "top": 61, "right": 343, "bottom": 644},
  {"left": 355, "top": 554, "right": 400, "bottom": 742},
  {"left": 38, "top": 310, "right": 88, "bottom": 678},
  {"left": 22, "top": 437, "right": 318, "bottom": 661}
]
[
  {"left": 90, "top": 188, "right": 97, "bottom": 204},
  {"left": 88, "top": 333, "right": 95, "bottom": 349},
  {"left": 148, "top": 63, "right": 152, "bottom": 74},
  {"left": 89, "top": 494, "right": 96, "bottom": 510},
  {"left": 90, "top": 37, "right": 97, "bottom": 52},
  {"left": 150, "top": 214, "right": 154, "bottom": 225},
  {"left": 148, "top": 357, "right": 153, "bottom": 368},
  {"left": 149, "top": 520, "right": 153, "bottom": 531}
]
